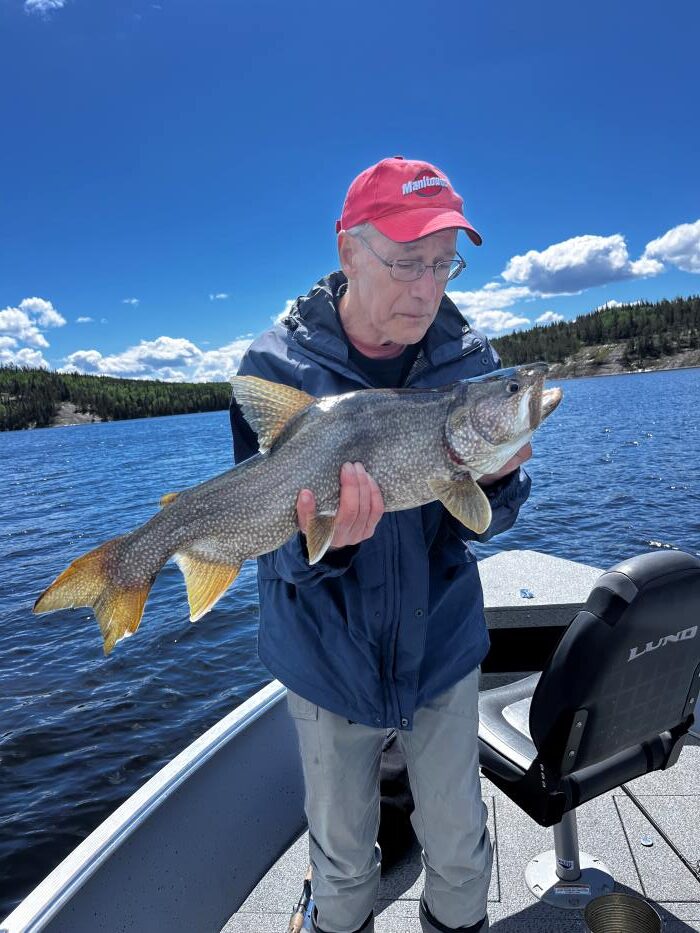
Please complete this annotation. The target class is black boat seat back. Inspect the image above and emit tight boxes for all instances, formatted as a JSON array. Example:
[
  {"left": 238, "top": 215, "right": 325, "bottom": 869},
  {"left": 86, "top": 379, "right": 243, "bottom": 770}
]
[{"left": 528, "top": 550, "right": 700, "bottom": 775}]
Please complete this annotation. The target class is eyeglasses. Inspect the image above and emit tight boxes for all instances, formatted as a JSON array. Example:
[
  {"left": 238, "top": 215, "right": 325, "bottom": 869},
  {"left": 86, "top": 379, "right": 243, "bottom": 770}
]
[{"left": 354, "top": 233, "right": 466, "bottom": 283}]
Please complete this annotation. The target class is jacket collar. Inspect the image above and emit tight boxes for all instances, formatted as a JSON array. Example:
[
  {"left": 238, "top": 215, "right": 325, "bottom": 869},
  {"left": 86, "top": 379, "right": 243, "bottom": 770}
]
[{"left": 281, "top": 271, "right": 483, "bottom": 367}]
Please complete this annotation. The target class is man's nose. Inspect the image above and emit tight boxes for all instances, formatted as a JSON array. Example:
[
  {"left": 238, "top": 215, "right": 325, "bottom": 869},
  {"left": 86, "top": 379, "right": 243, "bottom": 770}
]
[{"left": 409, "top": 267, "right": 439, "bottom": 302}]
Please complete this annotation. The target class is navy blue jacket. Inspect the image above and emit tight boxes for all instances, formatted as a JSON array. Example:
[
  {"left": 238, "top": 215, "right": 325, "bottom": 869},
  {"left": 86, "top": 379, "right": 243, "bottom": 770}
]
[{"left": 230, "top": 272, "right": 531, "bottom": 729}]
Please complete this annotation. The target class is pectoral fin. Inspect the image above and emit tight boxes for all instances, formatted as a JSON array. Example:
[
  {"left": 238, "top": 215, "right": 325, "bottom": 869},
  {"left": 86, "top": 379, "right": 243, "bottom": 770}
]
[
  {"left": 173, "top": 550, "right": 240, "bottom": 622},
  {"left": 429, "top": 475, "right": 492, "bottom": 535},
  {"left": 305, "top": 514, "right": 336, "bottom": 565},
  {"left": 229, "top": 375, "right": 316, "bottom": 451}
]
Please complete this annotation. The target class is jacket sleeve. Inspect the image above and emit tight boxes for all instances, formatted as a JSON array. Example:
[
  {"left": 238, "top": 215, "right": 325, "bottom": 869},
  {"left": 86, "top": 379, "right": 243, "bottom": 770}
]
[
  {"left": 230, "top": 344, "right": 359, "bottom": 586},
  {"left": 458, "top": 336, "right": 532, "bottom": 543}
]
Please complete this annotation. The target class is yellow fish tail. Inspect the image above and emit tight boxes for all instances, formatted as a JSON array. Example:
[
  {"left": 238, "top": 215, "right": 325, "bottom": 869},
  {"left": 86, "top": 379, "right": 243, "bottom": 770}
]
[{"left": 34, "top": 538, "right": 156, "bottom": 655}]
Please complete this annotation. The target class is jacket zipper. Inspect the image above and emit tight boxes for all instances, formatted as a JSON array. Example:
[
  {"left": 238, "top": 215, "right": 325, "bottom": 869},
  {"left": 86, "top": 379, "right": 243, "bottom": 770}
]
[{"left": 386, "top": 513, "right": 402, "bottom": 726}]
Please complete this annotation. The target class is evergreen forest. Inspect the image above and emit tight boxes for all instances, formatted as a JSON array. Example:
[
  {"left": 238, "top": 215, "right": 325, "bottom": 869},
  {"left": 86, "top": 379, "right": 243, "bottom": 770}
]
[
  {"left": 0, "top": 369, "right": 232, "bottom": 431},
  {"left": 492, "top": 295, "right": 700, "bottom": 366}
]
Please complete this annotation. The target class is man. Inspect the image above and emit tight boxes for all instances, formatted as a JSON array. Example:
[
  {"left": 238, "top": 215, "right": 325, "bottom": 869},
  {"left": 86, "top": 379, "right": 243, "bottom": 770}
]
[{"left": 230, "top": 157, "right": 532, "bottom": 933}]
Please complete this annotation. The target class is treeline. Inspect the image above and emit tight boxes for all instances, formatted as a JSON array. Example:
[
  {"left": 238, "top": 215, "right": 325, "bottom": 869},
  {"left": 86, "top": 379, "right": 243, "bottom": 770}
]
[
  {"left": 492, "top": 295, "right": 700, "bottom": 366},
  {"left": 0, "top": 368, "right": 232, "bottom": 431}
]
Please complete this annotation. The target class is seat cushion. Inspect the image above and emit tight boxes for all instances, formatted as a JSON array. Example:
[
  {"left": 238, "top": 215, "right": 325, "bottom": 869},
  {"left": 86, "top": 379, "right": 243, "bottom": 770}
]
[{"left": 478, "top": 673, "right": 541, "bottom": 781}]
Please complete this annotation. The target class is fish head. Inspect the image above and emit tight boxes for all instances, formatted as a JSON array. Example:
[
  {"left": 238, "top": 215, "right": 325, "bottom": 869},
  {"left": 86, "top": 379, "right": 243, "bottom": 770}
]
[{"left": 445, "top": 363, "right": 563, "bottom": 476}]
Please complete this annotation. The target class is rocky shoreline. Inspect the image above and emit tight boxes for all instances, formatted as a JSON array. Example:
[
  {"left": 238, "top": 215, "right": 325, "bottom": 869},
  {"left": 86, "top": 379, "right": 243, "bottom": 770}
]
[
  {"left": 545, "top": 347, "right": 700, "bottom": 380},
  {"left": 50, "top": 401, "right": 103, "bottom": 427}
]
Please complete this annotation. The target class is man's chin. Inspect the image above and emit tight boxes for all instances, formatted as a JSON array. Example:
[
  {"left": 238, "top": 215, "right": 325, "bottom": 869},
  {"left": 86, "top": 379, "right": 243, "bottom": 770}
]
[{"left": 391, "top": 314, "right": 433, "bottom": 341}]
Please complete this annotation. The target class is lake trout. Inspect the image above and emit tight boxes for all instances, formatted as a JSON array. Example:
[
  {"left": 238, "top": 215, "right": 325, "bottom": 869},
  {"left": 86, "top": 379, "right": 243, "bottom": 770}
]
[{"left": 34, "top": 363, "right": 562, "bottom": 654}]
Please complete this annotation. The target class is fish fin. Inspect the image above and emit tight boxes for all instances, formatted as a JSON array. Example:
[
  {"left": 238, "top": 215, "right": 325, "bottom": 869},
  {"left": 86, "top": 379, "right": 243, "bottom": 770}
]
[
  {"left": 160, "top": 492, "right": 179, "bottom": 507},
  {"left": 429, "top": 475, "right": 493, "bottom": 535},
  {"left": 173, "top": 551, "right": 240, "bottom": 622},
  {"left": 229, "top": 375, "right": 316, "bottom": 451},
  {"left": 305, "top": 514, "right": 336, "bottom": 565},
  {"left": 33, "top": 538, "right": 155, "bottom": 655}
]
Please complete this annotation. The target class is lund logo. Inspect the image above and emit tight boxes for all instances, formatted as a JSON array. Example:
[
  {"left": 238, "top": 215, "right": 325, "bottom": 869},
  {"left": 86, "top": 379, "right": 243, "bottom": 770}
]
[{"left": 628, "top": 625, "right": 697, "bottom": 662}]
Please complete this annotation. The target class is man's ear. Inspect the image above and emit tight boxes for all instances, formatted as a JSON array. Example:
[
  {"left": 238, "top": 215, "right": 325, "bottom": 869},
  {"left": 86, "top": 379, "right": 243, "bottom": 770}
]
[{"left": 338, "top": 232, "right": 358, "bottom": 279}]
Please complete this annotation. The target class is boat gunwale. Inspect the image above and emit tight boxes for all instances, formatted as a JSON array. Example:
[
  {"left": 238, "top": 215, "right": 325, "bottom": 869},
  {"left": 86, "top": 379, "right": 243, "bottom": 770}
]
[{"left": 1, "top": 679, "right": 287, "bottom": 933}]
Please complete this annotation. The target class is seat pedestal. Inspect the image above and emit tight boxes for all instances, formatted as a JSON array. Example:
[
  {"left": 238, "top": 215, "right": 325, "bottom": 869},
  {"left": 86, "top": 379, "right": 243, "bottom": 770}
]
[{"left": 524, "top": 811, "right": 614, "bottom": 909}]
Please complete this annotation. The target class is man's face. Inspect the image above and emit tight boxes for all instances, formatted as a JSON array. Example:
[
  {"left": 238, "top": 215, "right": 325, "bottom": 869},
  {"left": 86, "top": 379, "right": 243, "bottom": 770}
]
[{"left": 341, "top": 226, "right": 459, "bottom": 347}]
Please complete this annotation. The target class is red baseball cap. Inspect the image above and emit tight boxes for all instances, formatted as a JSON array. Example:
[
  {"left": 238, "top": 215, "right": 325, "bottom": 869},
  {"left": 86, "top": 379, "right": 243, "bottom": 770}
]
[{"left": 336, "top": 156, "right": 482, "bottom": 246}]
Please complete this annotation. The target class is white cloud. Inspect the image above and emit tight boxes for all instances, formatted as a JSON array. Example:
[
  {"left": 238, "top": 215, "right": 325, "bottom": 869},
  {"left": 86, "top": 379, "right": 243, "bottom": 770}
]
[
  {"left": 76, "top": 316, "right": 93, "bottom": 324},
  {"left": 191, "top": 339, "right": 253, "bottom": 382},
  {"left": 594, "top": 299, "right": 645, "bottom": 312},
  {"left": 151, "top": 367, "right": 187, "bottom": 382},
  {"left": 24, "top": 0, "right": 66, "bottom": 13},
  {"left": 209, "top": 293, "right": 230, "bottom": 301},
  {"left": 0, "top": 297, "right": 66, "bottom": 350},
  {"left": 0, "top": 296, "right": 66, "bottom": 366},
  {"left": 595, "top": 300, "right": 623, "bottom": 310},
  {"left": 64, "top": 336, "right": 201, "bottom": 377},
  {"left": 446, "top": 284, "right": 533, "bottom": 334},
  {"left": 628, "top": 256, "right": 665, "bottom": 277},
  {"left": 502, "top": 234, "right": 663, "bottom": 295},
  {"left": 448, "top": 284, "right": 534, "bottom": 314},
  {"left": 643, "top": 219, "right": 700, "bottom": 274},
  {"left": 19, "top": 297, "right": 66, "bottom": 328},
  {"left": 0, "top": 307, "right": 49, "bottom": 347},
  {"left": 0, "top": 346, "right": 49, "bottom": 368},
  {"left": 122, "top": 298, "right": 140, "bottom": 306},
  {"left": 470, "top": 310, "right": 530, "bottom": 334},
  {"left": 535, "top": 311, "right": 565, "bottom": 325},
  {"left": 62, "top": 335, "right": 253, "bottom": 383}
]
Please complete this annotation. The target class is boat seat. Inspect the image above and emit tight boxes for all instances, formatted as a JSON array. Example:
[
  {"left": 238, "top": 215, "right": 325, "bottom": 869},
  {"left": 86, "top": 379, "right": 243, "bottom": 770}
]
[
  {"left": 477, "top": 673, "right": 538, "bottom": 781},
  {"left": 477, "top": 550, "right": 700, "bottom": 909}
]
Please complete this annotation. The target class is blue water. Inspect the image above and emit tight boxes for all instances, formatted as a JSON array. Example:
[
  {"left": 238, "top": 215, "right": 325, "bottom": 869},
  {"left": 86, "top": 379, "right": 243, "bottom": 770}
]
[{"left": 1, "top": 368, "right": 699, "bottom": 917}]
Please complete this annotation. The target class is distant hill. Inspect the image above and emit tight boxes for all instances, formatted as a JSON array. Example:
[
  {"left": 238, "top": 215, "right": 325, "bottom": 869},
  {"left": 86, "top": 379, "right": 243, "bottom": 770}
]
[
  {"left": 492, "top": 294, "right": 700, "bottom": 377},
  {"left": 0, "top": 368, "right": 232, "bottom": 432}
]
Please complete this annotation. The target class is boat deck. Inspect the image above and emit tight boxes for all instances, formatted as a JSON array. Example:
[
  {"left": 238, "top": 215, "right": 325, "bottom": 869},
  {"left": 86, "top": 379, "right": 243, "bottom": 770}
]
[{"left": 223, "top": 736, "right": 700, "bottom": 933}]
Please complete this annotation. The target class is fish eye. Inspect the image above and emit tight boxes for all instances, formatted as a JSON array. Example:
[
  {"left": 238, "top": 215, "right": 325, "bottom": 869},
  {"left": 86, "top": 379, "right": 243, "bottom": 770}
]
[{"left": 506, "top": 381, "right": 520, "bottom": 394}]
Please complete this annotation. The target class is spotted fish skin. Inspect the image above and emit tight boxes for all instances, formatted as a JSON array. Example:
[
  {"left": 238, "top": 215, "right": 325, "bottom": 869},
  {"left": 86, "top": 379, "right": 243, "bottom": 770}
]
[{"left": 33, "top": 363, "right": 562, "bottom": 653}]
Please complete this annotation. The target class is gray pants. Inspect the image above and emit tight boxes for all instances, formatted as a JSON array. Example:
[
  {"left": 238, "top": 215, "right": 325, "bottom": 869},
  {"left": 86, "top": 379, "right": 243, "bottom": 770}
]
[{"left": 287, "top": 668, "right": 492, "bottom": 933}]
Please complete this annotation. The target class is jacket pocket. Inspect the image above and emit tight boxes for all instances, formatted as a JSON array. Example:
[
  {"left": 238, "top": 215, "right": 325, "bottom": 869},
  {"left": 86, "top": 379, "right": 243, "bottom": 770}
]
[{"left": 286, "top": 689, "right": 319, "bottom": 721}]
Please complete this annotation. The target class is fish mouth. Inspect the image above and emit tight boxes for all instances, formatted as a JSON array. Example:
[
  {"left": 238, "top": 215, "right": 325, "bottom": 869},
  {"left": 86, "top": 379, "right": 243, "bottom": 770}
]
[
  {"left": 468, "top": 372, "right": 562, "bottom": 447},
  {"left": 541, "top": 386, "right": 563, "bottom": 420}
]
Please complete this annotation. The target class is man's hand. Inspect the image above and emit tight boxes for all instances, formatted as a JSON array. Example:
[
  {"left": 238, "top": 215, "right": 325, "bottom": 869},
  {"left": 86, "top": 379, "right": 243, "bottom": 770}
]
[
  {"left": 297, "top": 462, "right": 385, "bottom": 550},
  {"left": 478, "top": 443, "right": 532, "bottom": 487}
]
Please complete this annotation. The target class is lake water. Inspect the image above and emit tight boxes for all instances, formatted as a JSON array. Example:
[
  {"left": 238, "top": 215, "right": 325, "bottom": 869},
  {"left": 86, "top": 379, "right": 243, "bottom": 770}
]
[{"left": 1, "top": 368, "right": 699, "bottom": 918}]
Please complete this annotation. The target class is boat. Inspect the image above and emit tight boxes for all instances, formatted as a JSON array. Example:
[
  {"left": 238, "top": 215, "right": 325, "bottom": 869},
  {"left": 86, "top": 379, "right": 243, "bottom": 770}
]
[{"left": 2, "top": 549, "right": 699, "bottom": 933}]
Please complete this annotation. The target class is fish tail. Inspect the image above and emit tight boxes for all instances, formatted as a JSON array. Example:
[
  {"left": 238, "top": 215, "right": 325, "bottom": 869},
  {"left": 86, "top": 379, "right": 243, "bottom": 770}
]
[{"left": 33, "top": 537, "right": 159, "bottom": 655}]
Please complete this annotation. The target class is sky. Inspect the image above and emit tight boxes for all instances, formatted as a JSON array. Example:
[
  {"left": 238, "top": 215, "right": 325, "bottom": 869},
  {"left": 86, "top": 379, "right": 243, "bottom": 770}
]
[{"left": 1, "top": 0, "right": 699, "bottom": 382}]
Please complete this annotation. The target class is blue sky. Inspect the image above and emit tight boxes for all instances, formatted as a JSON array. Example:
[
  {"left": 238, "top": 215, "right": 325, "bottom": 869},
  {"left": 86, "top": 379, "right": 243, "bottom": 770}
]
[{"left": 1, "top": 0, "right": 699, "bottom": 381}]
